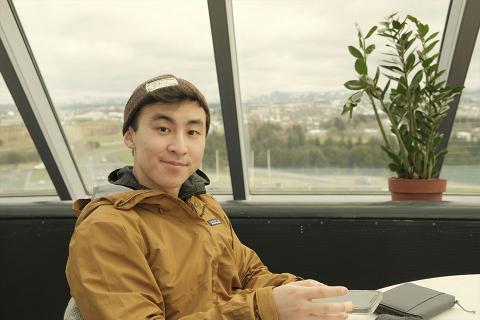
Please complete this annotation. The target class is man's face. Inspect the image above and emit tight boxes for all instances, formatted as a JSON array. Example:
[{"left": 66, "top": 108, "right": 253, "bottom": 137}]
[{"left": 123, "top": 100, "right": 206, "bottom": 196}]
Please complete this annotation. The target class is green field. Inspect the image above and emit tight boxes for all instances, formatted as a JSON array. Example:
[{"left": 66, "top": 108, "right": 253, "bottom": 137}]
[{"left": 2, "top": 119, "right": 479, "bottom": 195}]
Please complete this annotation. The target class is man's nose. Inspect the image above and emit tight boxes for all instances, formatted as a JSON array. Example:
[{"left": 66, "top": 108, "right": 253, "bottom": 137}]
[{"left": 167, "top": 133, "right": 188, "bottom": 155}]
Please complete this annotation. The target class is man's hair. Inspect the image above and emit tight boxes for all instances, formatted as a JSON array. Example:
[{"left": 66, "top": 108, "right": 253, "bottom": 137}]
[{"left": 123, "top": 74, "right": 210, "bottom": 135}]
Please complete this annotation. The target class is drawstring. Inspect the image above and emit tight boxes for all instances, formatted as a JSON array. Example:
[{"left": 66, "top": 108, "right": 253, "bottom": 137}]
[{"left": 455, "top": 300, "right": 476, "bottom": 314}]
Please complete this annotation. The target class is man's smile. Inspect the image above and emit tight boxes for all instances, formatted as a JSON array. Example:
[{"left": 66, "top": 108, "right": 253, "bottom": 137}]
[{"left": 161, "top": 160, "right": 189, "bottom": 167}]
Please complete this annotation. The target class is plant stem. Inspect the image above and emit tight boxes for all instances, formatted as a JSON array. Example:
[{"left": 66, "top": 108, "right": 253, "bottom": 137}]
[
  {"left": 366, "top": 92, "right": 391, "bottom": 150},
  {"left": 423, "top": 133, "right": 432, "bottom": 179},
  {"left": 377, "top": 98, "right": 412, "bottom": 172}
]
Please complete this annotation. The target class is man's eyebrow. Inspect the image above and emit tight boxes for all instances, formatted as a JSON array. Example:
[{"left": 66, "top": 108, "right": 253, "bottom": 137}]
[
  {"left": 150, "top": 114, "right": 204, "bottom": 126},
  {"left": 187, "top": 119, "right": 205, "bottom": 126},
  {"left": 150, "top": 114, "right": 173, "bottom": 123}
]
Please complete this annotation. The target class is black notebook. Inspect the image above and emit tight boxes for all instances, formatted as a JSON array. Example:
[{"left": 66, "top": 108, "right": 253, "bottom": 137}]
[{"left": 375, "top": 283, "right": 455, "bottom": 319}]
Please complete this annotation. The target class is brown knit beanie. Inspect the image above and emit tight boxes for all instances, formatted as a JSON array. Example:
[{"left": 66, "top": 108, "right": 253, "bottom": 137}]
[{"left": 123, "top": 74, "right": 210, "bottom": 135}]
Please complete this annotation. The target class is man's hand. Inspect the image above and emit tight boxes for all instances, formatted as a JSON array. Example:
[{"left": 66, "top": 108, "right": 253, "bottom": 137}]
[{"left": 272, "top": 280, "right": 353, "bottom": 320}]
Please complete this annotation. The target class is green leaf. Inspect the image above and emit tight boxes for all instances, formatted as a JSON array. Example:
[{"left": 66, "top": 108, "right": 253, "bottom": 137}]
[
  {"left": 417, "top": 50, "right": 426, "bottom": 61},
  {"left": 371, "top": 87, "right": 383, "bottom": 99},
  {"left": 355, "top": 58, "right": 368, "bottom": 75},
  {"left": 365, "top": 26, "right": 378, "bottom": 39},
  {"left": 382, "top": 52, "right": 399, "bottom": 57},
  {"left": 406, "top": 53, "right": 415, "bottom": 72},
  {"left": 435, "top": 149, "right": 448, "bottom": 161},
  {"left": 425, "top": 40, "right": 439, "bottom": 54},
  {"left": 404, "top": 30, "right": 413, "bottom": 40},
  {"left": 411, "top": 68, "right": 423, "bottom": 87},
  {"left": 406, "top": 15, "right": 418, "bottom": 23},
  {"left": 342, "top": 91, "right": 363, "bottom": 119},
  {"left": 418, "top": 23, "right": 429, "bottom": 37},
  {"left": 432, "top": 70, "right": 446, "bottom": 82},
  {"left": 373, "top": 67, "right": 380, "bottom": 84},
  {"left": 381, "top": 65, "right": 403, "bottom": 74},
  {"left": 425, "top": 31, "right": 439, "bottom": 43},
  {"left": 351, "top": 91, "right": 363, "bottom": 101},
  {"left": 366, "top": 44, "right": 376, "bottom": 54},
  {"left": 378, "top": 32, "right": 395, "bottom": 39},
  {"left": 434, "top": 80, "right": 446, "bottom": 90},
  {"left": 341, "top": 104, "right": 351, "bottom": 117},
  {"left": 381, "top": 146, "right": 404, "bottom": 176},
  {"left": 426, "top": 64, "right": 437, "bottom": 76},
  {"left": 344, "top": 80, "right": 365, "bottom": 90},
  {"left": 358, "top": 37, "right": 365, "bottom": 50},
  {"left": 381, "top": 80, "right": 391, "bottom": 99},
  {"left": 392, "top": 20, "right": 401, "bottom": 29},
  {"left": 342, "top": 98, "right": 357, "bottom": 117},
  {"left": 398, "top": 76, "right": 408, "bottom": 89},
  {"left": 387, "top": 12, "right": 398, "bottom": 20},
  {"left": 384, "top": 74, "right": 400, "bottom": 82},
  {"left": 405, "top": 38, "right": 416, "bottom": 51},
  {"left": 355, "top": 22, "right": 363, "bottom": 38},
  {"left": 348, "top": 46, "right": 363, "bottom": 59},
  {"left": 389, "top": 163, "right": 401, "bottom": 174},
  {"left": 391, "top": 84, "right": 402, "bottom": 94}
]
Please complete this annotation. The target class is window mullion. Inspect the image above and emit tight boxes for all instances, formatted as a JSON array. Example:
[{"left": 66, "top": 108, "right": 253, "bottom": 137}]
[{"left": 0, "top": 0, "right": 87, "bottom": 200}]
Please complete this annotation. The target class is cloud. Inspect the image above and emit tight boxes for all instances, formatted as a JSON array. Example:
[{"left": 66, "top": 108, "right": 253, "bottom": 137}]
[
  {"left": 14, "top": 0, "right": 218, "bottom": 103},
  {"left": 9, "top": 0, "right": 467, "bottom": 106},
  {"left": 232, "top": 0, "right": 451, "bottom": 96}
]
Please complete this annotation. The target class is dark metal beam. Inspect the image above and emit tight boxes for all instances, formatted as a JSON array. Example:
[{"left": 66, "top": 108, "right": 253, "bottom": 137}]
[
  {"left": 437, "top": 0, "right": 480, "bottom": 172},
  {"left": 207, "top": 0, "right": 249, "bottom": 200},
  {"left": 0, "top": 39, "right": 70, "bottom": 199},
  {"left": 0, "top": 0, "right": 86, "bottom": 199}
]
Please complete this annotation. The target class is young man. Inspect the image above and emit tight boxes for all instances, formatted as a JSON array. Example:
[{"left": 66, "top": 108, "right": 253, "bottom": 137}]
[{"left": 66, "top": 74, "right": 352, "bottom": 320}]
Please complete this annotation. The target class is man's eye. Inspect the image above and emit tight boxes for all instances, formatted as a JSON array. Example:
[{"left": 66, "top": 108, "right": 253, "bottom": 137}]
[
  {"left": 188, "top": 130, "right": 201, "bottom": 136},
  {"left": 158, "top": 127, "right": 170, "bottom": 133}
]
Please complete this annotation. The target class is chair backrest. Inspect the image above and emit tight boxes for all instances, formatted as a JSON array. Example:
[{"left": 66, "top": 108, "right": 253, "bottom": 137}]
[{"left": 64, "top": 297, "right": 84, "bottom": 320}]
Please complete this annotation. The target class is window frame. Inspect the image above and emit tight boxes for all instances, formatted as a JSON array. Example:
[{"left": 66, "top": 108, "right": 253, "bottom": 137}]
[
  {"left": 1, "top": 0, "right": 479, "bottom": 200},
  {"left": 0, "top": 0, "right": 86, "bottom": 200}
]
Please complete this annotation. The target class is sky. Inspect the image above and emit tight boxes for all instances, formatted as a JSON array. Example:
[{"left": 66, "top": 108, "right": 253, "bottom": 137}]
[{"left": 1, "top": 0, "right": 478, "bottom": 107}]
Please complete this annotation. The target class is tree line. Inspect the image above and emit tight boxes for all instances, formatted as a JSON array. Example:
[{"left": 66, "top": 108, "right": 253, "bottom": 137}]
[
  {"left": 203, "top": 121, "right": 480, "bottom": 169},
  {"left": 1, "top": 121, "right": 479, "bottom": 169}
]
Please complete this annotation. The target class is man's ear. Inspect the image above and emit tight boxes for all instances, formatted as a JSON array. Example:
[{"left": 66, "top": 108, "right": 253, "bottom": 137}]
[{"left": 123, "top": 127, "right": 136, "bottom": 150}]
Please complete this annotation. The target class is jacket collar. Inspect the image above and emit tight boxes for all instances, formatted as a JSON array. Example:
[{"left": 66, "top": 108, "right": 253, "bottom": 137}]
[
  {"left": 73, "top": 189, "right": 172, "bottom": 220},
  {"left": 107, "top": 165, "right": 210, "bottom": 201}
]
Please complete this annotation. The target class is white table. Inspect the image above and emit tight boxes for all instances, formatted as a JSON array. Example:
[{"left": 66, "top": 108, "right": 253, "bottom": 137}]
[{"left": 349, "top": 274, "right": 479, "bottom": 320}]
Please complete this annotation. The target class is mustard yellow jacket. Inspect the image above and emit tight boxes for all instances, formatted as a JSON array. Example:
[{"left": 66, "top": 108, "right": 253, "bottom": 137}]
[{"left": 66, "top": 189, "right": 298, "bottom": 319}]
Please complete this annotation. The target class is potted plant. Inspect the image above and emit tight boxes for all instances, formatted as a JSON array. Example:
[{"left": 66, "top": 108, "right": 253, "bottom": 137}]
[{"left": 342, "top": 13, "right": 463, "bottom": 201}]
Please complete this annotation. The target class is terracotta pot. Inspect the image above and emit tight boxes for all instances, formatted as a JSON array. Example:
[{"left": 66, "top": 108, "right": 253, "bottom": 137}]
[{"left": 388, "top": 178, "right": 447, "bottom": 201}]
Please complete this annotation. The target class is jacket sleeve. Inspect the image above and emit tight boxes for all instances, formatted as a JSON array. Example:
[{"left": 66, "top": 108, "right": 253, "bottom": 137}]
[
  {"left": 226, "top": 216, "right": 301, "bottom": 319},
  {"left": 66, "top": 213, "right": 165, "bottom": 320},
  {"left": 66, "top": 210, "right": 276, "bottom": 320},
  {"left": 229, "top": 224, "right": 300, "bottom": 289}
]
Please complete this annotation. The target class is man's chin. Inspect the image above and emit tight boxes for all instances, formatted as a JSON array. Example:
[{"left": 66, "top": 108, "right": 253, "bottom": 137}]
[{"left": 151, "top": 176, "right": 188, "bottom": 191}]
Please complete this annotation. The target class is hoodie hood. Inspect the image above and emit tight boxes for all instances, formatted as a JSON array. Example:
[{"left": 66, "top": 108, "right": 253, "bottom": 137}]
[
  {"left": 72, "top": 189, "right": 179, "bottom": 224},
  {"left": 107, "top": 166, "right": 145, "bottom": 190},
  {"left": 72, "top": 166, "right": 210, "bottom": 219},
  {"left": 107, "top": 165, "right": 210, "bottom": 201}
]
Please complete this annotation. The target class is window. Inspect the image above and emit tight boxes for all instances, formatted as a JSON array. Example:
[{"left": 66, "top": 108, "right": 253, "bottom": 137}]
[
  {"left": 0, "top": 74, "right": 55, "bottom": 195},
  {"left": 13, "top": 0, "right": 231, "bottom": 194},
  {"left": 443, "top": 32, "right": 480, "bottom": 193},
  {"left": 233, "top": 0, "right": 450, "bottom": 193}
]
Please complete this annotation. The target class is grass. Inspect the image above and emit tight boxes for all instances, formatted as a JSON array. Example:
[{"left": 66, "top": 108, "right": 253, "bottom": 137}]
[{"left": 2, "top": 120, "right": 479, "bottom": 194}]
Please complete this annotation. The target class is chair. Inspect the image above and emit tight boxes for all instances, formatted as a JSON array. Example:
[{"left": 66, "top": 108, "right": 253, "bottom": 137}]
[{"left": 64, "top": 297, "right": 84, "bottom": 320}]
